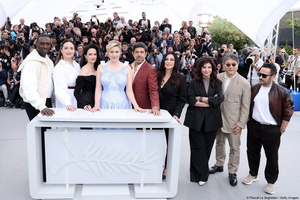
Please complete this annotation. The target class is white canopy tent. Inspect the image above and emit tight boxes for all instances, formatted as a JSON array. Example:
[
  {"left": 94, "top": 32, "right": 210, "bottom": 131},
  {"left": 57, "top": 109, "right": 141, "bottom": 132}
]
[{"left": 0, "top": 0, "right": 299, "bottom": 47}]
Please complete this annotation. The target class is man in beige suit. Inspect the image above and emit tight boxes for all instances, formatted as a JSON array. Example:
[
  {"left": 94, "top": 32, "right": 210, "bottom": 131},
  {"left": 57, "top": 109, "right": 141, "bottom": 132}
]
[{"left": 209, "top": 54, "right": 251, "bottom": 186}]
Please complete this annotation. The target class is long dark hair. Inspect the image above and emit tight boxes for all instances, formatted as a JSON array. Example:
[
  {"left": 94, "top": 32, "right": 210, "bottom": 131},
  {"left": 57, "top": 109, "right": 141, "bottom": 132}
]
[
  {"left": 158, "top": 52, "right": 180, "bottom": 90},
  {"left": 195, "top": 56, "right": 218, "bottom": 87},
  {"left": 54, "top": 39, "right": 74, "bottom": 65},
  {"left": 79, "top": 44, "right": 100, "bottom": 70}
]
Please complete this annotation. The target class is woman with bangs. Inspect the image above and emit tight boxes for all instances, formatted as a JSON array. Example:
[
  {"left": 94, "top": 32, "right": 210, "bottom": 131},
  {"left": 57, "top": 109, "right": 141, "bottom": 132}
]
[
  {"left": 90, "top": 40, "right": 144, "bottom": 112},
  {"left": 184, "top": 56, "right": 224, "bottom": 186}
]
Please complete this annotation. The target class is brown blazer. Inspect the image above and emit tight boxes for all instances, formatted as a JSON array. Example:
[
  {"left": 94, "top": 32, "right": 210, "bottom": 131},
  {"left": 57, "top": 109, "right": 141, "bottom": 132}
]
[{"left": 132, "top": 61, "right": 159, "bottom": 109}]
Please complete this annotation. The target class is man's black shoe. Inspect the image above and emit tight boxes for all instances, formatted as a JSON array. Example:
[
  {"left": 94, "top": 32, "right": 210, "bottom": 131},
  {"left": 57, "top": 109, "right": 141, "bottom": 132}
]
[
  {"left": 229, "top": 173, "right": 238, "bottom": 186},
  {"left": 209, "top": 164, "right": 223, "bottom": 174}
]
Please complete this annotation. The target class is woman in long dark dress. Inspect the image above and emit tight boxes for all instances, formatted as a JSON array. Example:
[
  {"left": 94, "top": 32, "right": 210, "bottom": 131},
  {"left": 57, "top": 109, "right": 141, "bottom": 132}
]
[
  {"left": 184, "top": 56, "right": 224, "bottom": 186},
  {"left": 157, "top": 52, "right": 187, "bottom": 178},
  {"left": 74, "top": 44, "right": 100, "bottom": 109}
]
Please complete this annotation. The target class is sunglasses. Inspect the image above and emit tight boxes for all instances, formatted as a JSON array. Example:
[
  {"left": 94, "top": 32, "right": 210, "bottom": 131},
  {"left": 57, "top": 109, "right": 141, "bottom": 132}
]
[
  {"left": 257, "top": 72, "right": 272, "bottom": 78},
  {"left": 225, "top": 63, "right": 237, "bottom": 67}
]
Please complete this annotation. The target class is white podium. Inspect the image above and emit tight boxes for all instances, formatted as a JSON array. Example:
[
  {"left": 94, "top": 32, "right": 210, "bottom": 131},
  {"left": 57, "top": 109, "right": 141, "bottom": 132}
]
[{"left": 27, "top": 109, "right": 182, "bottom": 200}]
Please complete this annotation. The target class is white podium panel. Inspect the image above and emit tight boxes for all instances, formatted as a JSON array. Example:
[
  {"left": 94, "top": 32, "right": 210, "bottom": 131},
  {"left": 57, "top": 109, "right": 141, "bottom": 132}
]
[
  {"left": 27, "top": 109, "right": 182, "bottom": 200},
  {"left": 45, "top": 130, "right": 165, "bottom": 184}
]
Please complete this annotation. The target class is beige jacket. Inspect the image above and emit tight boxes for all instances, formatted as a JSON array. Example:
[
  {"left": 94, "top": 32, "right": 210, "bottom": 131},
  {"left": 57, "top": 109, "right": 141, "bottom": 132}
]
[
  {"left": 18, "top": 49, "right": 54, "bottom": 111},
  {"left": 218, "top": 73, "right": 251, "bottom": 133}
]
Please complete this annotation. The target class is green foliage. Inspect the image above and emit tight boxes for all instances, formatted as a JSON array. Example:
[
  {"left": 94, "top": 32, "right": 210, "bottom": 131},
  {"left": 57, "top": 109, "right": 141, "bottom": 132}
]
[
  {"left": 207, "top": 16, "right": 254, "bottom": 51},
  {"left": 286, "top": 17, "right": 300, "bottom": 35},
  {"left": 285, "top": 40, "right": 293, "bottom": 55}
]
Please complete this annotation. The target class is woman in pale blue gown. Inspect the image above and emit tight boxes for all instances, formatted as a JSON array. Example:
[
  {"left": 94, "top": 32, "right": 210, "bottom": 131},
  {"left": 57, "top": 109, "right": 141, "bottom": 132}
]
[{"left": 91, "top": 40, "right": 145, "bottom": 112}]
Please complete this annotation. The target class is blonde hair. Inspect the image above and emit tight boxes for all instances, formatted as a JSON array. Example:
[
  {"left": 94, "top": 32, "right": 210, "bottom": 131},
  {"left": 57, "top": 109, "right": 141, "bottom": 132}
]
[{"left": 106, "top": 40, "right": 121, "bottom": 51}]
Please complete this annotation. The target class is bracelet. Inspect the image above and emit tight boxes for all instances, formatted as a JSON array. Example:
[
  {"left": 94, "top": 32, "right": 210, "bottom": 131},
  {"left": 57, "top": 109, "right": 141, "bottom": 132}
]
[{"left": 152, "top": 106, "right": 160, "bottom": 110}]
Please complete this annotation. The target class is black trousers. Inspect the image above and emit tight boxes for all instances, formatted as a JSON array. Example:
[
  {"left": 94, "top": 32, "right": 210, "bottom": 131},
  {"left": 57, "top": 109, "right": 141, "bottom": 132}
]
[
  {"left": 24, "top": 98, "right": 52, "bottom": 182},
  {"left": 285, "top": 75, "right": 299, "bottom": 91},
  {"left": 246, "top": 118, "right": 281, "bottom": 184},
  {"left": 189, "top": 125, "right": 217, "bottom": 182},
  {"left": 24, "top": 98, "right": 52, "bottom": 121}
]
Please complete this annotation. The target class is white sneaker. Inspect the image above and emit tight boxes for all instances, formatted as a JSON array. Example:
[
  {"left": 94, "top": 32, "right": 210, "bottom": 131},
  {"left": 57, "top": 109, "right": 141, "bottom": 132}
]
[
  {"left": 264, "top": 183, "right": 275, "bottom": 194},
  {"left": 242, "top": 175, "right": 259, "bottom": 185},
  {"left": 198, "top": 181, "right": 206, "bottom": 186}
]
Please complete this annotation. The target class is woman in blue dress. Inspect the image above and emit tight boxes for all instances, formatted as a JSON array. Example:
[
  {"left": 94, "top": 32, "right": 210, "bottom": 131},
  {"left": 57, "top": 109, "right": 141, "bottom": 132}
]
[{"left": 91, "top": 40, "right": 145, "bottom": 112}]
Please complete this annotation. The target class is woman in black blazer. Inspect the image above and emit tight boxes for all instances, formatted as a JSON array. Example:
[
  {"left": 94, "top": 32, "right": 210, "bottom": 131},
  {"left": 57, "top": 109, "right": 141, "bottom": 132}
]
[
  {"left": 184, "top": 56, "right": 224, "bottom": 186},
  {"left": 158, "top": 52, "right": 187, "bottom": 179}
]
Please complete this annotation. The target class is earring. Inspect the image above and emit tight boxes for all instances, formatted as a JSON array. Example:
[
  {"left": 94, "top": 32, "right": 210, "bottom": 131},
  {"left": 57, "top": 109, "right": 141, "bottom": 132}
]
[{"left": 61, "top": 55, "right": 64, "bottom": 59}]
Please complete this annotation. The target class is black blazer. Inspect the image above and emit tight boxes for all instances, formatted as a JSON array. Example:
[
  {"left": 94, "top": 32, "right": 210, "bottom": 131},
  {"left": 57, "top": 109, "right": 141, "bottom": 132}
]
[
  {"left": 158, "top": 73, "right": 187, "bottom": 118},
  {"left": 138, "top": 19, "right": 151, "bottom": 29},
  {"left": 184, "top": 79, "right": 224, "bottom": 132}
]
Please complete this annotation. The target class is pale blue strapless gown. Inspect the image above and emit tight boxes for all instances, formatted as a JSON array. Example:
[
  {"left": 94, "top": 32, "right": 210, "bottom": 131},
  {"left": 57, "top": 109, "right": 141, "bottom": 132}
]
[{"left": 100, "top": 64, "right": 132, "bottom": 109}]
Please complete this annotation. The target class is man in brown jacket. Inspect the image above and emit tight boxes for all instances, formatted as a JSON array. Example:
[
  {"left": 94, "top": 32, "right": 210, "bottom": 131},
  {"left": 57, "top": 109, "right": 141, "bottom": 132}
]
[{"left": 242, "top": 63, "right": 294, "bottom": 195}]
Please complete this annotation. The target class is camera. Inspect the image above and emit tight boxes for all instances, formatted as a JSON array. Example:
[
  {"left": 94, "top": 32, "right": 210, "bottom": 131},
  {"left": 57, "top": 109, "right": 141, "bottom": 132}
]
[
  {"left": 233, "top": 49, "right": 237, "bottom": 54},
  {"left": 57, "top": 25, "right": 60, "bottom": 29},
  {"left": 201, "top": 38, "right": 206, "bottom": 43},
  {"left": 246, "top": 55, "right": 256, "bottom": 65},
  {"left": 108, "top": 20, "right": 111, "bottom": 23},
  {"left": 184, "top": 37, "right": 190, "bottom": 42},
  {"left": 179, "top": 30, "right": 184, "bottom": 35},
  {"left": 220, "top": 48, "right": 225, "bottom": 53}
]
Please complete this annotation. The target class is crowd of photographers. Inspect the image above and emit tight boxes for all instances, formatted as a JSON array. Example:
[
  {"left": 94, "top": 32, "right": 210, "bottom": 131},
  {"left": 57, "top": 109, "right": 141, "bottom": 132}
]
[{"left": 0, "top": 11, "right": 298, "bottom": 108}]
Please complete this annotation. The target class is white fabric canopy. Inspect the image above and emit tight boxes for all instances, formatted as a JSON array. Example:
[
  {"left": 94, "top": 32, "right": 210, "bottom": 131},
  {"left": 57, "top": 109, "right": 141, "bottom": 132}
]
[{"left": 0, "top": 0, "right": 299, "bottom": 47}]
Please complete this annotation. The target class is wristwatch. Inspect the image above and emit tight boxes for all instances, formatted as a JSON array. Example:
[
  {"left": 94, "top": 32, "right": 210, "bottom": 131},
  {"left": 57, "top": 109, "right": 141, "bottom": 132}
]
[{"left": 199, "top": 97, "right": 203, "bottom": 102}]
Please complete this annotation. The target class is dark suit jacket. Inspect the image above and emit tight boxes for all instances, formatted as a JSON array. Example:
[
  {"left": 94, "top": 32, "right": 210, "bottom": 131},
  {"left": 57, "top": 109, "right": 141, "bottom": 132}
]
[
  {"left": 158, "top": 73, "right": 186, "bottom": 118},
  {"left": 184, "top": 79, "right": 224, "bottom": 132},
  {"left": 132, "top": 61, "right": 159, "bottom": 109},
  {"left": 138, "top": 19, "right": 151, "bottom": 29}
]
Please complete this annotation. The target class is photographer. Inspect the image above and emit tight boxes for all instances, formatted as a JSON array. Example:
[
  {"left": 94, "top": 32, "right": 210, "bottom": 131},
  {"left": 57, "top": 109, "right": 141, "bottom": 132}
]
[
  {"left": 0, "top": 62, "right": 10, "bottom": 106},
  {"left": 120, "top": 42, "right": 134, "bottom": 64},
  {"left": 180, "top": 48, "right": 195, "bottom": 88},
  {"left": 0, "top": 45, "right": 11, "bottom": 71},
  {"left": 139, "top": 12, "right": 151, "bottom": 29},
  {"left": 173, "top": 36, "right": 184, "bottom": 58},
  {"left": 53, "top": 22, "right": 65, "bottom": 41},
  {"left": 150, "top": 26, "right": 162, "bottom": 40},
  {"left": 13, "top": 36, "right": 30, "bottom": 59},
  {"left": 0, "top": 31, "right": 15, "bottom": 50},
  {"left": 29, "top": 22, "right": 43, "bottom": 39},
  {"left": 7, "top": 52, "right": 22, "bottom": 107},
  {"left": 44, "top": 23, "right": 56, "bottom": 39},
  {"left": 246, "top": 50, "right": 263, "bottom": 86},
  {"left": 147, "top": 46, "right": 163, "bottom": 71},
  {"left": 11, "top": 25, "right": 20, "bottom": 40},
  {"left": 116, "top": 17, "right": 128, "bottom": 31},
  {"left": 105, "top": 17, "right": 113, "bottom": 33},
  {"left": 156, "top": 32, "right": 171, "bottom": 55},
  {"left": 48, "top": 38, "right": 59, "bottom": 63},
  {"left": 198, "top": 34, "right": 213, "bottom": 57},
  {"left": 90, "top": 15, "right": 100, "bottom": 26},
  {"left": 135, "top": 30, "right": 148, "bottom": 43},
  {"left": 187, "top": 21, "right": 196, "bottom": 39},
  {"left": 0, "top": 17, "right": 12, "bottom": 32},
  {"left": 159, "top": 18, "right": 172, "bottom": 33},
  {"left": 18, "top": 18, "right": 30, "bottom": 43}
]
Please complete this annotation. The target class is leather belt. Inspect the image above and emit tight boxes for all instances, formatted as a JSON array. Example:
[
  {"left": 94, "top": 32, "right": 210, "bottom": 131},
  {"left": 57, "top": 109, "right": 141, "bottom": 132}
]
[{"left": 68, "top": 86, "right": 75, "bottom": 89}]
